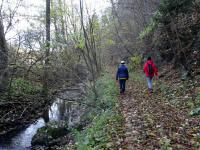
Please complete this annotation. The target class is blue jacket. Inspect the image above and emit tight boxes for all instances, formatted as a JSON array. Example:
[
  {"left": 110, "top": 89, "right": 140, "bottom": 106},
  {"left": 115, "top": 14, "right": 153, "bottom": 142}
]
[{"left": 116, "top": 65, "right": 129, "bottom": 80}]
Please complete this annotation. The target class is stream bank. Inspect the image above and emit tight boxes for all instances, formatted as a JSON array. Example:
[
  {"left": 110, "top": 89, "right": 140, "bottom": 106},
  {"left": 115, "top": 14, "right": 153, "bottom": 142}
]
[
  {"left": 0, "top": 94, "right": 50, "bottom": 136},
  {"left": 0, "top": 83, "right": 86, "bottom": 150}
]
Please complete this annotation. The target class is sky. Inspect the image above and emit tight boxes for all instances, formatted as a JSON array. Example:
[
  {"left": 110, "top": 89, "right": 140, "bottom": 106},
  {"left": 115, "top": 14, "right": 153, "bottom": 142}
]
[
  {"left": 1, "top": 0, "right": 110, "bottom": 40},
  {"left": 19, "top": 0, "right": 110, "bottom": 15}
]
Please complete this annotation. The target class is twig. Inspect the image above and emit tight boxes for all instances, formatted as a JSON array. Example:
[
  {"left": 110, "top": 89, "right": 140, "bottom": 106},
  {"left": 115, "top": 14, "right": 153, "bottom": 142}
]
[
  {"left": 20, "top": 106, "right": 29, "bottom": 118},
  {"left": 0, "top": 111, "right": 12, "bottom": 121}
]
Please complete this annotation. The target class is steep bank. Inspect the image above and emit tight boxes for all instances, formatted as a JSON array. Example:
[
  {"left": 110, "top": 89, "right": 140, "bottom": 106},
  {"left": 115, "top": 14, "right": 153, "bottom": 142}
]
[{"left": 120, "top": 68, "right": 200, "bottom": 149}]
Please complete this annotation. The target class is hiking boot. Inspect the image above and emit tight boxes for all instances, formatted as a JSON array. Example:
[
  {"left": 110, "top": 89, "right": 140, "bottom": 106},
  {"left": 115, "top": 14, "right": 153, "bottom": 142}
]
[
  {"left": 120, "top": 92, "right": 125, "bottom": 95},
  {"left": 148, "top": 88, "right": 153, "bottom": 94}
]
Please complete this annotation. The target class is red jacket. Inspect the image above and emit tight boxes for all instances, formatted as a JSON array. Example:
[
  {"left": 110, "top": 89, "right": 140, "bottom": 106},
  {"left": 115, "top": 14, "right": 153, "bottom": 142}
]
[{"left": 143, "top": 60, "right": 158, "bottom": 77}]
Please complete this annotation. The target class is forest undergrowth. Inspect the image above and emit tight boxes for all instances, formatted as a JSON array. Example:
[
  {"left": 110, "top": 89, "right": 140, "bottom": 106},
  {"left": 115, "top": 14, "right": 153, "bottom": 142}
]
[{"left": 72, "top": 73, "right": 124, "bottom": 150}]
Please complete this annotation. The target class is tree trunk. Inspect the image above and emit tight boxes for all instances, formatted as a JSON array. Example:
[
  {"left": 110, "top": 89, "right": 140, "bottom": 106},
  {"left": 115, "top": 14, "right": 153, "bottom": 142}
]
[
  {"left": 43, "top": 0, "right": 51, "bottom": 97},
  {"left": 0, "top": 18, "right": 8, "bottom": 91}
]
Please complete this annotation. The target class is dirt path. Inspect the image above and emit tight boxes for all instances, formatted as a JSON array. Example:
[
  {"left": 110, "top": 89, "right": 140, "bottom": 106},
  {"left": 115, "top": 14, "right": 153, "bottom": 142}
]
[{"left": 120, "top": 78, "right": 200, "bottom": 149}]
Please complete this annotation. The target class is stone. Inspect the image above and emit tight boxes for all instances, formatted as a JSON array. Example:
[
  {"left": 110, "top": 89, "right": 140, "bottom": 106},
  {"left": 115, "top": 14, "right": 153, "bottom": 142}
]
[{"left": 32, "top": 121, "right": 69, "bottom": 146}]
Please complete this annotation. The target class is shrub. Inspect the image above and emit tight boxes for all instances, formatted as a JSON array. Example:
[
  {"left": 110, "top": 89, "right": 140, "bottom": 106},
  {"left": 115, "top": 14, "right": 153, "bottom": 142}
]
[
  {"left": 74, "top": 73, "right": 123, "bottom": 149},
  {"left": 10, "top": 78, "right": 42, "bottom": 96},
  {"left": 139, "top": 19, "right": 158, "bottom": 40},
  {"left": 139, "top": 0, "right": 194, "bottom": 39},
  {"left": 128, "top": 55, "right": 142, "bottom": 71},
  {"left": 75, "top": 111, "right": 123, "bottom": 150},
  {"left": 82, "top": 73, "right": 118, "bottom": 121}
]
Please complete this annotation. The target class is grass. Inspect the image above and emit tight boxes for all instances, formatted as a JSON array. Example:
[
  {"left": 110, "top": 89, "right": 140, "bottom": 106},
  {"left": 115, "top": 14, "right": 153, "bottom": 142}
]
[{"left": 74, "top": 73, "right": 124, "bottom": 149}]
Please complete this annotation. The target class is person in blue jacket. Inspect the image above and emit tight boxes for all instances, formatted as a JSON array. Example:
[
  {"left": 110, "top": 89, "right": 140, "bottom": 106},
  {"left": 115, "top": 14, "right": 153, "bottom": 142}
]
[{"left": 116, "top": 61, "right": 129, "bottom": 94}]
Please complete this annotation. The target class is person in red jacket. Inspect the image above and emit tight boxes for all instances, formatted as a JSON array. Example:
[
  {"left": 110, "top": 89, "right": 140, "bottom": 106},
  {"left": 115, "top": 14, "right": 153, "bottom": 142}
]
[{"left": 143, "top": 57, "right": 158, "bottom": 93}]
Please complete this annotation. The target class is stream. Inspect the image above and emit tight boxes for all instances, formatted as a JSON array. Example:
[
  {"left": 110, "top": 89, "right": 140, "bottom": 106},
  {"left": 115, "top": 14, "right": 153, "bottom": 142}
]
[{"left": 0, "top": 83, "right": 85, "bottom": 150}]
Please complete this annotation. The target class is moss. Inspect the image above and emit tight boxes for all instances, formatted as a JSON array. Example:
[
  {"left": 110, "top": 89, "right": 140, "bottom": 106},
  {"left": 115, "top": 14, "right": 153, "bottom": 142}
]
[{"left": 37, "top": 121, "right": 69, "bottom": 138}]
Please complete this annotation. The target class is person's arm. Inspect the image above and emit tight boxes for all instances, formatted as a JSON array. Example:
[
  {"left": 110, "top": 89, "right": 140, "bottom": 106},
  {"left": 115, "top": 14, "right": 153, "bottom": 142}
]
[
  {"left": 143, "top": 63, "right": 146, "bottom": 73},
  {"left": 153, "top": 63, "right": 158, "bottom": 77},
  {"left": 126, "top": 67, "right": 129, "bottom": 80},
  {"left": 116, "top": 68, "right": 119, "bottom": 80}
]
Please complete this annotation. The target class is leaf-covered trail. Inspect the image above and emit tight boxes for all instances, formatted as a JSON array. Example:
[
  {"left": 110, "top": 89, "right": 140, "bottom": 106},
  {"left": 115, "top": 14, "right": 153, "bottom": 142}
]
[{"left": 119, "top": 79, "right": 200, "bottom": 149}]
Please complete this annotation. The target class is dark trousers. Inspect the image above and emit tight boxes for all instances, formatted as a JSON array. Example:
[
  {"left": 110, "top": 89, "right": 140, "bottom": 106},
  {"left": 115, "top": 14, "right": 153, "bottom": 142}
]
[{"left": 119, "top": 79, "right": 126, "bottom": 93}]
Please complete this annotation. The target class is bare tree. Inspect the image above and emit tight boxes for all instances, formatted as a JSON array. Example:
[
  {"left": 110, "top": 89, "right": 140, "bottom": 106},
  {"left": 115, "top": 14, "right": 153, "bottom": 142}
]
[
  {"left": 43, "top": 0, "right": 51, "bottom": 97},
  {"left": 110, "top": 0, "right": 159, "bottom": 58},
  {"left": 0, "top": 16, "right": 8, "bottom": 91},
  {"left": 79, "top": 0, "right": 104, "bottom": 98}
]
